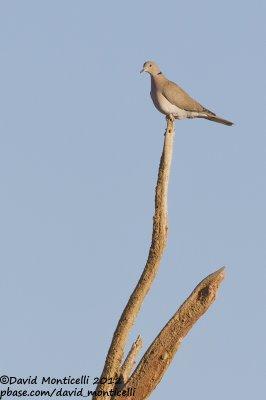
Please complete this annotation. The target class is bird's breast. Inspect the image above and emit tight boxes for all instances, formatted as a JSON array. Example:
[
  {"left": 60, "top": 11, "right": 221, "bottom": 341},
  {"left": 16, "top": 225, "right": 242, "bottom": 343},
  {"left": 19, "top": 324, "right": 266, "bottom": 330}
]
[{"left": 150, "top": 89, "right": 188, "bottom": 118}]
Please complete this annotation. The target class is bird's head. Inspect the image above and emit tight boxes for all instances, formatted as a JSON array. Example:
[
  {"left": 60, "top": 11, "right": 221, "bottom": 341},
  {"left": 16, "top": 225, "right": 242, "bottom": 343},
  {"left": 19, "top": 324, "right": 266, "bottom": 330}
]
[{"left": 140, "top": 61, "right": 161, "bottom": 76}]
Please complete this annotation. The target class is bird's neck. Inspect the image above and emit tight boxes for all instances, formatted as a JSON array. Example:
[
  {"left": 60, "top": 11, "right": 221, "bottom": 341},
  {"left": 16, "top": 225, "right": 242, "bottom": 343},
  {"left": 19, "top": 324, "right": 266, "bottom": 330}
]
[{"left": 150, "top": 73, "right": 166, "bottom": 88}]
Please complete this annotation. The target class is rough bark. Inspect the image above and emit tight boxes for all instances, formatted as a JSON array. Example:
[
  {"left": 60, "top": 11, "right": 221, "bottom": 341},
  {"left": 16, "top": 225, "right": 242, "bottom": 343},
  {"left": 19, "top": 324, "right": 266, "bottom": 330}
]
[
  {"left": 92, "top": 117, "right": 175, "bottom": 398},
  {"left": 93, "top": 116, "right": 225, "bottom": 400},
  {"left": 114, "top": 267, "right": 225, "bottom": 400}
]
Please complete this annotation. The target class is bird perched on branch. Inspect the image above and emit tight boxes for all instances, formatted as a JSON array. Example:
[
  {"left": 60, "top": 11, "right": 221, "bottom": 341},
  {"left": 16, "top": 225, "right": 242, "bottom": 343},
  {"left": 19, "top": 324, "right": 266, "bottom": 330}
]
[{"left": 140, "top": 61, "right": 233, "bottom": 126}]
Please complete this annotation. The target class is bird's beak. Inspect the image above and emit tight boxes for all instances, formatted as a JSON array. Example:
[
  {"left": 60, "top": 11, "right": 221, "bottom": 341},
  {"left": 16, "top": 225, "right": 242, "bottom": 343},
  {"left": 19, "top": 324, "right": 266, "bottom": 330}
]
[{"left": 140, "top": 68, "right": 145, "bottom": 74}]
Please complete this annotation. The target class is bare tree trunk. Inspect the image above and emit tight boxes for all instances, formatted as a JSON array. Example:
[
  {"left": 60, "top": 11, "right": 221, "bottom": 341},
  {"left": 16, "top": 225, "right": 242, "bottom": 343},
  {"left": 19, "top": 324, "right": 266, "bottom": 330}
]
[
  {"left": 93, "top": 116, "right": 225, "bottom": 400},
  {"left": 114, "top": 267, "right": 225, "bottom": 400}
]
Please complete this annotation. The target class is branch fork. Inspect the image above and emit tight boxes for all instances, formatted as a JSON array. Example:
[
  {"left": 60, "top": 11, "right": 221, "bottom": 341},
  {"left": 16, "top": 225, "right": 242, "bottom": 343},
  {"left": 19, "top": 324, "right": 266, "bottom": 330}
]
[{"left": 93, "top": 116, "right": 225, "bottom": 400}]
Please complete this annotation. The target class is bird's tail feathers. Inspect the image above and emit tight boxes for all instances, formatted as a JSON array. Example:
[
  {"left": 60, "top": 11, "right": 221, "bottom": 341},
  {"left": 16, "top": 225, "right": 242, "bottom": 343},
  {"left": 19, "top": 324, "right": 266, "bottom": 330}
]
[{"left": 205, "top": 114, "right": 233, "bottom": 126}]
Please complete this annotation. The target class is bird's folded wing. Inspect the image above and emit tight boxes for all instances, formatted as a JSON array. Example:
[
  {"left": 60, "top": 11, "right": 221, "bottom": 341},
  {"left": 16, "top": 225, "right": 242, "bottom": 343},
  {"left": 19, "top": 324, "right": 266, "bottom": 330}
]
[{"left": 162, "top": 80, "right": 214, "bottom": 114}]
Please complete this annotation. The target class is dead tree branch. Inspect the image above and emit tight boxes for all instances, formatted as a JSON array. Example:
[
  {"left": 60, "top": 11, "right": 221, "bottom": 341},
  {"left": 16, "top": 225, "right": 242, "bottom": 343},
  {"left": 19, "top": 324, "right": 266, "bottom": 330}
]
[
  {"left": 93, "top": 117, "right": 175, "bottom": 397},
  {"left": 94, "top": 116, "right": 225, "bottom": 400},
  {"left": 114, "top": 267, "right": 225, "bottom": 400},
  {"left": 119, "top": 335, "right": 143, "bottom": 386}
]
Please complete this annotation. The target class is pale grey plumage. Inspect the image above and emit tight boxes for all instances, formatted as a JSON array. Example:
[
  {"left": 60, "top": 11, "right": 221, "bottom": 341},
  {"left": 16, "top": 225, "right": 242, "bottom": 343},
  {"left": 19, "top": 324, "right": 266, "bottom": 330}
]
[{"left": 141, "top": 61, "right": 233, "bottom": 126}]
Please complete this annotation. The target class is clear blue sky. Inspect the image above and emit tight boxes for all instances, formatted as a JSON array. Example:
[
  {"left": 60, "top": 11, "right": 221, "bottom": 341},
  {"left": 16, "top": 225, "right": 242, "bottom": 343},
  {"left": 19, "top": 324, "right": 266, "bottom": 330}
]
[{"left": 0, "top": 1, "right": 265, "bottom": 399}]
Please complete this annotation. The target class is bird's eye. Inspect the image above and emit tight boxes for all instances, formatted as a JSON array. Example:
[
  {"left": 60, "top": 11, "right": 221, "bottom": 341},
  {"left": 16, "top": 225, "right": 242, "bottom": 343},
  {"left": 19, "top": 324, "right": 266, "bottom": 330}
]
[{"left": 149, "top": 64, "right": 152, "bottom": 67}]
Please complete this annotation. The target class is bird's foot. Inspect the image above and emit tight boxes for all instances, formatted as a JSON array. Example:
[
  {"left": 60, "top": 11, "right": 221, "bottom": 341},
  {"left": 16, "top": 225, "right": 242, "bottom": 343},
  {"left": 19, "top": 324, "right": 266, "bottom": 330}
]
[
  {"left": 164, "top": 114, "right": 175, "bottom": 136},
  {"left": 164, "top": 114, "right": 175, "bottom": 135},
  {"left": 166, "top": 114, "right": 175, "bottom": 122}
]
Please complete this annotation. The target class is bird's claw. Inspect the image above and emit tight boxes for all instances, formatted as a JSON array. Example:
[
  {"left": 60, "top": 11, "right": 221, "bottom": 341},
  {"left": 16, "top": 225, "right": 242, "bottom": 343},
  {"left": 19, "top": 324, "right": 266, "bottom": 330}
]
[{"left": 166, "top": 114, "right": 175, "bottom": 122}]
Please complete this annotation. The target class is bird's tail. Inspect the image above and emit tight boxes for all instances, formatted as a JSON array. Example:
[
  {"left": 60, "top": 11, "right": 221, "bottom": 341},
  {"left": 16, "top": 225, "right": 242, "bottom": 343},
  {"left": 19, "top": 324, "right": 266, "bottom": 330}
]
[{"left": 204, "top": 114, "right": 233, "bottom": 126}]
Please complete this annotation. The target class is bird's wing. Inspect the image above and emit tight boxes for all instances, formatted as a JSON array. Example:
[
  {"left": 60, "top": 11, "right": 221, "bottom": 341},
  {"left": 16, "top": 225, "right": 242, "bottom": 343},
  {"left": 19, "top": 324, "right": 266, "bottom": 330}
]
[{"left": 162, "top": 80, "right": 215, "bottom": 114}]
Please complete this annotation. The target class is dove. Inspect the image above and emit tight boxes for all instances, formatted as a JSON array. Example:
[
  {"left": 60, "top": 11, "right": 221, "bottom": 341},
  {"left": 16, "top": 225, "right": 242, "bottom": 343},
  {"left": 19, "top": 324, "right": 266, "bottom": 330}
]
[{"left": 140, "top": 61, "right": 233, "bottom": 126}]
